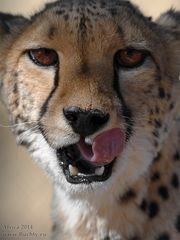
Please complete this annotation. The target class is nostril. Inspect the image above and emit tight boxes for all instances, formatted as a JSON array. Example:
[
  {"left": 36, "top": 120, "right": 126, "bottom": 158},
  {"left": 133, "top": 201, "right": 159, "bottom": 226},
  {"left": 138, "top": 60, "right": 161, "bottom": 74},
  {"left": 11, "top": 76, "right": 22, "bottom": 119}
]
[
  {"left": 65, "top": 112, "right": 78, "bottom": 123},
  {"left": 63, "top": 107, "right": 79, "bottom": 123},
  {"left": 90, "top": 112, "right": 109, "bottom": 126}
]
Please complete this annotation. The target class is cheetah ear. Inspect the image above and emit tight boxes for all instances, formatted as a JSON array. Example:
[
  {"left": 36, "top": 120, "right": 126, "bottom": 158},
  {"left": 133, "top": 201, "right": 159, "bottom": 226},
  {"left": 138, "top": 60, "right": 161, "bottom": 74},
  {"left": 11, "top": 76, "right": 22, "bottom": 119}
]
[
  {"left": 156, "top": 9, "right": 180, "bottom": 29},
  {"left": 0, "top": 12, "right": 29, "bottom": 55},
  {"left": 156, "top": 9, "right": 180, "bottom": 80},
  {"left": 0, "top": 13, "right": 28, "bottom": 102},
  {"left": 0, "top": 12, "right": 28, "bottom": 37}
]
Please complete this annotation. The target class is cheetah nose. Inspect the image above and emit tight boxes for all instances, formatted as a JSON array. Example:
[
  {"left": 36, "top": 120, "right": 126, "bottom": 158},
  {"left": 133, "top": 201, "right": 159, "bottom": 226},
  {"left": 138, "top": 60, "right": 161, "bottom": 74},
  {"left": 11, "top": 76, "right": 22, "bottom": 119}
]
[{"left": 63, "top": 106, "right": 109, "bottom": 136}]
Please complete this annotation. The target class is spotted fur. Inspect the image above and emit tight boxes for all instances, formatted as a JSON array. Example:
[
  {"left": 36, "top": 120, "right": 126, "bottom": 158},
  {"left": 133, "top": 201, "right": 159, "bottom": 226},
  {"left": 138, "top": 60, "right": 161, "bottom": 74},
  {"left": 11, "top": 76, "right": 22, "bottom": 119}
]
[{"left": 0, "top": 1, "right": 179, "bottom": 239}]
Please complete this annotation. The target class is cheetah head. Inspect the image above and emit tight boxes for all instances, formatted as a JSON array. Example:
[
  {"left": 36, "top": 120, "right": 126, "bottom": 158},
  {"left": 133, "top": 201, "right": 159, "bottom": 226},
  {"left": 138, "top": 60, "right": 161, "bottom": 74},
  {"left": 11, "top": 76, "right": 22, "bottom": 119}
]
[{"left": 0, "top": 0, "right": 179, "bottom": 195}]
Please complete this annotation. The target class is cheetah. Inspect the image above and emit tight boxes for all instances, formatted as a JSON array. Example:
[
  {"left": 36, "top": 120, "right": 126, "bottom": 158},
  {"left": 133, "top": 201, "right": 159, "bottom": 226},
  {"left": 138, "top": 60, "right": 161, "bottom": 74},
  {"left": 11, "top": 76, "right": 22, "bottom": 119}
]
[{"left": 0, "top": 0, "right": 180, "bottom": 239}]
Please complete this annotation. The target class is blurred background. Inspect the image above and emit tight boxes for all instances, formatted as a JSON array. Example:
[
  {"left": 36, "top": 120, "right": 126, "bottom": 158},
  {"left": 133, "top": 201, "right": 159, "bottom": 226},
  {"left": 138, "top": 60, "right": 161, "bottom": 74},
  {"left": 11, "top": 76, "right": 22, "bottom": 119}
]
[{"left": 0, "top": 0, "right": 179, "bottom": 239}]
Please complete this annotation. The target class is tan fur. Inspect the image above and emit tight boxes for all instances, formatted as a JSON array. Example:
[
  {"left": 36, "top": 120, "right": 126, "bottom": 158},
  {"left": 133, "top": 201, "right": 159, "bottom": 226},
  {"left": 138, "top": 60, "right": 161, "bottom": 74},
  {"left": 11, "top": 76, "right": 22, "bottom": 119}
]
[{"left": 0, "top": 1, "right": 179, "bottom": 239}]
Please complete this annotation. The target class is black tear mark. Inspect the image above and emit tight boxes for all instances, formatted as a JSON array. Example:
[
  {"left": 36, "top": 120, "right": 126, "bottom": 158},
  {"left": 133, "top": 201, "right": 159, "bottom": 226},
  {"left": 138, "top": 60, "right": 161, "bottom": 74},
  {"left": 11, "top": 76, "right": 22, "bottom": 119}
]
[
  {"left": 38, "top": 122, "right": 50, "bottom": 146},
  {"left": 113, "top": 60, "right": 134, "bottom": 141},
  {"left": 39, "top": 67, "right": 59, "bottom": 119}
]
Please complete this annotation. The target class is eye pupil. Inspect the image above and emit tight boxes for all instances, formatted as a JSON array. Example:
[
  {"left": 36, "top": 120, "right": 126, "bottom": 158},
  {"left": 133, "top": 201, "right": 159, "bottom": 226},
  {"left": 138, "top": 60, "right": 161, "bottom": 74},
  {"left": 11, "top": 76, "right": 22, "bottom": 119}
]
[
  {"left": 28, "top": 48, "right": 58, "bottom": 67},
  {"left": 116, "top": 48, "right": 147, "bottom": 68},
  {"left": 125, "top": 49, "right": 134, "bottom": 57}
]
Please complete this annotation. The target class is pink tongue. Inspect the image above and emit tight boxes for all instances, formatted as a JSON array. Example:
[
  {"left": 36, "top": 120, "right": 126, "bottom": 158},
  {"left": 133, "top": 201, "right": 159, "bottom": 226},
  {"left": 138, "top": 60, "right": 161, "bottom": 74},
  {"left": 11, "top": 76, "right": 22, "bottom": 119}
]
[{"left": 77, "top": 128, "right": 125, "bottom": 166}]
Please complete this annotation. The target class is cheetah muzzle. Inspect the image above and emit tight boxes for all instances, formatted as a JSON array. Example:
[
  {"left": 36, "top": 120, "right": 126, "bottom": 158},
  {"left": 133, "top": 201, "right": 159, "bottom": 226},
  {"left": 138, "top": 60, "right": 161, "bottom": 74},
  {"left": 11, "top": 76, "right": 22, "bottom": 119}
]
[
  {"left": 0, "top": 0, "right": 179, "bottom": 239},
  {"left": 56, "top": 127, "right": 124, "bottom": 184}
]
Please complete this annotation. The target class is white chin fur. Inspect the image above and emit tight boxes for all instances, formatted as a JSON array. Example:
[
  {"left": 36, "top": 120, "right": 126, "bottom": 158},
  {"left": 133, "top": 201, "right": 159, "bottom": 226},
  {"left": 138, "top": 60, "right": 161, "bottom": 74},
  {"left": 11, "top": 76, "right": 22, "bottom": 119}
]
[{"left": 17, "top": 127, "right": 154, "bottom": 198}]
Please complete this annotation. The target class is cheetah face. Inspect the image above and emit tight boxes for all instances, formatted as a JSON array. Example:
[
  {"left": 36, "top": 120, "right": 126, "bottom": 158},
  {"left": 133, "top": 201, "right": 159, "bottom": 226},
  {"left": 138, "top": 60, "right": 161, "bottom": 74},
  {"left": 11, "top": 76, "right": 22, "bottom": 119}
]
[{"left": 1, "top": 1, "right": 179, "bottom": 192}]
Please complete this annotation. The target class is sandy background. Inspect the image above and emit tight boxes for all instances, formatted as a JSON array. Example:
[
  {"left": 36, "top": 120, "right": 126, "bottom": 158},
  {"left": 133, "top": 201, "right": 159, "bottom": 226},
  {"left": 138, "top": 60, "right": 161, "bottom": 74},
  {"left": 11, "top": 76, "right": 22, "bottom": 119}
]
[{"left": 0, "top": 0, "right": 179, "bottom": 239}]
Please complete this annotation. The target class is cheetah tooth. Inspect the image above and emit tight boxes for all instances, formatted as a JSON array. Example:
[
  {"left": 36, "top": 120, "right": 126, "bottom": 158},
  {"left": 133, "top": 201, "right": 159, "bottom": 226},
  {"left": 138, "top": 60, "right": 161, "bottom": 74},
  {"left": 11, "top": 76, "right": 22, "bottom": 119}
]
[
  {"left": 85, "top": 137, "right": 92, "bottom": 145},
  {"left": 69, "top": 165, "right": 78, "bottom": 176},
  {"left": 95, "top": 166, "right": 105, "bottom": 176}
]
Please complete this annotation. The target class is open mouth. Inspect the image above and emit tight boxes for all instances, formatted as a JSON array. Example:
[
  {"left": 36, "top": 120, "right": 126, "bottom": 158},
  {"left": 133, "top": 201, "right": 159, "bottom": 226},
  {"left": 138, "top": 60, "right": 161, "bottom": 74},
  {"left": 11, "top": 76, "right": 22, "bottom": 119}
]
[
  {"left": 56, "top": 128, "right": 125, "bottom": 184},
  {"left": 56, "top": 143, "right": 115, "bottom": 184}
]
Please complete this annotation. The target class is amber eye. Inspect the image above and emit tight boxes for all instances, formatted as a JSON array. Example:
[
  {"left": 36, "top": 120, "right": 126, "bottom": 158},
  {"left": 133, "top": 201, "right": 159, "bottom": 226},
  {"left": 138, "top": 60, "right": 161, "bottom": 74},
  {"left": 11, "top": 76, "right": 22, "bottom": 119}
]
[
  {"left": 116, "top": 48, "right": 147, "bottom": 68},
  {"left": 28, "top": 48, "right": 58, "bottom": 67}
]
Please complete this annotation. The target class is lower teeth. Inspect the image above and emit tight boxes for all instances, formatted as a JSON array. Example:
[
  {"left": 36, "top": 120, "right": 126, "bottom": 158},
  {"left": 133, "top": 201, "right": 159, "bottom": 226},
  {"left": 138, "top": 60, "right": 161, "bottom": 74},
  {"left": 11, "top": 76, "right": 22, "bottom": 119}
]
[
  {"left": 95, "top": 166, "right": 105, "bottom": 176},
  {"left": 69, "top": 165, "right": 78, "bottom": 176},
  {"left": 68, "top": 164, "right": 105, "bottom": 177}
]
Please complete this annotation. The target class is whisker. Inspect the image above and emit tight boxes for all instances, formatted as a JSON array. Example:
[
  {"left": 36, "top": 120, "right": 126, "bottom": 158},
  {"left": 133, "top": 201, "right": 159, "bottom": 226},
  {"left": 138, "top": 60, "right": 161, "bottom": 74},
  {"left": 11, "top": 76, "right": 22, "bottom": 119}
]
[
  {"left": 17, "top": 125, "right": 38, "bottom": 136},
  {"left": 0, "top": 121, "right": 37, "bottom": 128},
  {"left": 17, "top": 125, "right": 39, "bottom": 145}
]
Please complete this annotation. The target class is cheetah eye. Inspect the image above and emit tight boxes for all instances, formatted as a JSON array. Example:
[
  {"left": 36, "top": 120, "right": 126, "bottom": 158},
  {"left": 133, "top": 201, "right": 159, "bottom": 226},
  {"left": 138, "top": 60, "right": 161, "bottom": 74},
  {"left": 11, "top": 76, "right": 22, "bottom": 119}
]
[
  {"left": 28, "top": 48, "right": 58, "bottom": 67},
  {"left": 115, "top": 48, "right": 148, "bottom": 68}
]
